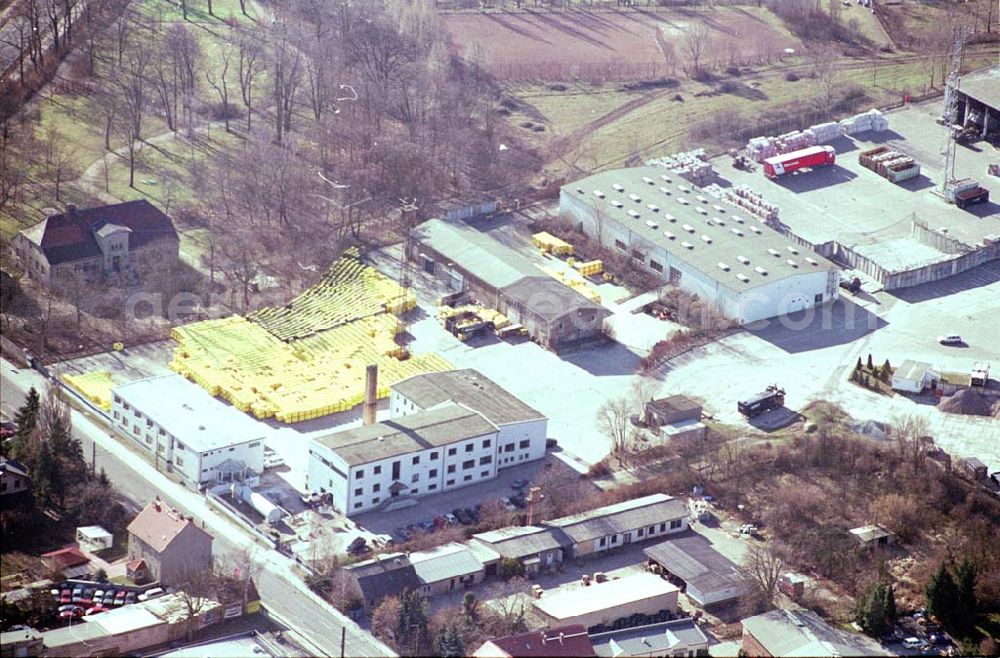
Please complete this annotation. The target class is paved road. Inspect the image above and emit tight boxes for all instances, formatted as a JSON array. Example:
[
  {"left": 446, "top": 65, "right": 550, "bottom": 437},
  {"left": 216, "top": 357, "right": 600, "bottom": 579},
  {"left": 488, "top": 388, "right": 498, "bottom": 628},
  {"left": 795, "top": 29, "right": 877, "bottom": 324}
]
[{"left": 1, "top": 359, "right": 395, "bottom": 658}]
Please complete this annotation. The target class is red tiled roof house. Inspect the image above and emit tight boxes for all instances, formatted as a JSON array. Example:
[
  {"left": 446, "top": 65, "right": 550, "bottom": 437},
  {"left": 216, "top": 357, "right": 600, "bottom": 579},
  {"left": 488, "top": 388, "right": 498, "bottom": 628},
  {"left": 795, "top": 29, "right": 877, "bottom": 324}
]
[
  {"left": 13, "top": 200, "right": 179, "bottom": 286},
  {"left": 127, "top": 498, "right": 213, "bottom": 586}
]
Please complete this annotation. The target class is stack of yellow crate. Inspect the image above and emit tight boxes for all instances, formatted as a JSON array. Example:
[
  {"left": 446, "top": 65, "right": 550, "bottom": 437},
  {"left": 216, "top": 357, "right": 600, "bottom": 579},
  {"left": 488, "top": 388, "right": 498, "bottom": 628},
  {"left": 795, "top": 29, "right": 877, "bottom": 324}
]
[
  {"left": 531, "top": 231, "right": 574, "bottom": 256},
  {"left": 61, "top": 371, "right": 114, "bottom": 411},
  {"left": 574, "top": 259, "right": 603, "bottom": 277}
]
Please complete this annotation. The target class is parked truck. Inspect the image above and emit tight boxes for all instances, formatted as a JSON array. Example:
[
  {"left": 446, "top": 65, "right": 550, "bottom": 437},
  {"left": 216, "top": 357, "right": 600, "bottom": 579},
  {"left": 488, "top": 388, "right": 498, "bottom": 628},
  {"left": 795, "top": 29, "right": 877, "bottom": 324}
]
[
  {"left": 763, "top": 145, "right": 836, "bottom": 179},
  {"left": 738, "top": 385, "right": 786, "bottom": 418}
]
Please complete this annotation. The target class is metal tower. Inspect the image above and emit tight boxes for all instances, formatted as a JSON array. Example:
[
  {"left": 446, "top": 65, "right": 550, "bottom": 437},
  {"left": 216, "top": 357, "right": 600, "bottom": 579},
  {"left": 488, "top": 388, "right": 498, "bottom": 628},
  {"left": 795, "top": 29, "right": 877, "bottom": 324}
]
[{"left": 940, "top": 26, "right": 968, "bottom": 195}]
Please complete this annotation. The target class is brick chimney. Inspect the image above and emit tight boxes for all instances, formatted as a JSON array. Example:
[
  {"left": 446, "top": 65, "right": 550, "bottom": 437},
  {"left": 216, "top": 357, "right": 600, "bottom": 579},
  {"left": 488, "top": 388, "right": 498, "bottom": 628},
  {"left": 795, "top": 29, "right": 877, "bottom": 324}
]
[{"left": 362, "top": 364, "right": 378, "bottom": 426}]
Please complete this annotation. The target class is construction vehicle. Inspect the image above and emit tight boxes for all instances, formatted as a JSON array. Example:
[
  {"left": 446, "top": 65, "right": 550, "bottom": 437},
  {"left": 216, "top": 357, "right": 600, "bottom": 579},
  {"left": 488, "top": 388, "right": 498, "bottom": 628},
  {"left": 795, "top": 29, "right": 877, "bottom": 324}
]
[
  {"left": 443, "top": 310, "right": 494, "bottom": 341},
  {"left": 738, "top": 384, "right": 785, "bottom": 418}
]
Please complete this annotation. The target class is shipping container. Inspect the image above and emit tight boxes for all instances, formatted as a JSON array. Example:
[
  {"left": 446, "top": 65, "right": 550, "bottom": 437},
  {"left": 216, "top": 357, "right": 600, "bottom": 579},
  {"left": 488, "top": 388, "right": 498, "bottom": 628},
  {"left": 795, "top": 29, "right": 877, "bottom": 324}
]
[
  {"left": 955, "top": 187, "right": 989, "bottom": 209},
  {"left": 858, "top": 146, "right": 891, "bottom": 170},
  {"left": 886, "top": 163, "right": 921, "bottom": 183},
  {"left": 763, "top": 145, "right": 836, "bottom": 178}
]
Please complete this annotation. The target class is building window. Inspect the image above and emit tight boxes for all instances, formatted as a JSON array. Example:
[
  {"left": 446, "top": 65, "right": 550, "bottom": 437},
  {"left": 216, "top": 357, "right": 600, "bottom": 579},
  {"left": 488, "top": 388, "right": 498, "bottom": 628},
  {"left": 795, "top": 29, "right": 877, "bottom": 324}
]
[
  {"left": 465, "top": 443, "right": 474, "bottom": 453},
  {"left": 599, "top": 537, "right": 606, "bottom": 547},
  {"left": 430, "top": 451, "right": 439, "bottom": 460},
  {"left": 146, "top": 419, "right": 153, "bottom": 428},
  {"left": 659, "top": 523, "right": 666, "bottom": 532},
  {"left": 504, "top": 443, "right": 514, "bottom": 453},
  {"left": 429, "top": 484, "right": 437, "bottom": 491},
  {"left": 448, "top": 447, "right": 457, "bottom": 456},
  {"left": 412, "top": 456, "right": 420, "bottom": 465},
  {"left": 615, "top": 239, "right": 626, "bottom": 251},
  {"left": 175, "top": 455, "right": 184, "bottom": 467},
  {"left": 123, "top": 403, "right": 130, "bottom": 411},
  {"left": 176, "top": 441, "right": 185, "bottom": 451},
  {"left": 638, "top": 528, "right": 645, "bottom": 537},
  {"left": 631, "top": 249, "right": 643, "bottom": 261},
  {"left": 650, "top": 259, "right": 664, "bottom": 273},
  {"left": 429, "top": 469, "right": 437, "bottom": 478},
  {"left": 113, "top": 411, "right": 119, "bottom": 420},
  {"left": 159, "top": 428, "right": 166, "bottom": 436},
  {"left": 411, "top": 488, "right": 419, "bottom": 494},
  {"left": 373, "top": 484, "right": 381, "bottom": 493},
  {"left": 354, "top": 502, "right": 362, "bottom": 509},
  {"left": 447, "top": 479, "right": 455, "bottom": 486},
  {"left": 114, "top": 395, "right": 121, "bottom": 404},
  {"left": 463, "top": 475, "right": 472, "bottom": 482},
  {"left": 356, "top": 469, "right": 364, "bottom": 479},
  {"left": 814, "top": 293, "right": 823, "bottom": 303},
  {"left": 354, "top": 488, "right": 363, "bottom": 496},
  {"left": 411, "top": 473, "right": 419, "bottom": 483},
  {"left": 134, "top": 409, "right": 141, "bottom": 418},
  {"left": 447, "top": 465, "right": 456, "bottom": 474},
  {"left": 670, "top": 519, "right": 683, "bottom": 529},
  {"left": 462, "top": 460, "right": 474, "bottom": 470},
  {"left": 374, "top": 465, "right": 382, "bottom": 475},
  {"left": 479, "top": 456, "right": 492, "bottom": 465},
  {"left": 482, "top": 439, "right": 491, "bottom": 449},
  {"left": 611, "top": 535, "right": 618, "bottom": 544},
  {"left": 480, "top": 470, "right": 489, "bottom": 477},
  {"left": 669, "top": 266, "right": 682, "bottom": 284},
  {"left": 648, "top": 525, "right": 655, "bottom": 535},
  {"left": 519, "top": 440, "right": 530, "bottom": 449},
  {"left": 372, "top": 497, "right": 380, "bottom": 504}
]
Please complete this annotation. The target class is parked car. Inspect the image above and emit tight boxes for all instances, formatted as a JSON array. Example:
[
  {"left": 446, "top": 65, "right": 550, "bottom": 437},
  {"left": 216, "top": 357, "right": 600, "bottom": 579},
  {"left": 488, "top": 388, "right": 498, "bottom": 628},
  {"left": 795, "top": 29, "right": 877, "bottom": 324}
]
[
  {"left": 102, "top": 592, "right": 115, "bottom": 605},
  {"left": 393, "top": 527, "right": 411, "bottom": 542},
  {"left": 84, "top": 605, "right": 106, "bottom": 616},
  {"left": 418, "top": 520, "right": 436, "bottom": 532},
  {"left": 444, "top": 513, "right": 459, "bottom": 526},
  {"left": 433, "top": 515, "right": 448, "bottom": 529},
  {"left": 93, "top": 590, "right": 105, "bottom": 601},
  {"left": 59, "top": 589, "right": 71, "bottom": 603},
  {"left": 902, "top": 637, "right": 928, "bottom": 650},
  {"left": 58, "top": 607, "right": 84, "bottom": 619},
  {"left": 81, "top": 589, "right": 96, "bottom": 604},
  {"left": 58, "top": 604, "right": 80, "bottom": 613},
  {"left": 125, "top": 592, "right": 137, "bottom": 604},
  {"left": 499, "top": 497, "right": 516, "bottom": 511},
  {"left": 114, "top": 591, "right": 127, "bottom": 606},
  {"left": 138, "top": 587, "right": 164, "bottom": 602},
  {"left": 511, "top": 479, "right": 529, "bottom": 489},
  {"left": 937, "top": 334, "right": 963, "bottom": 345},
  {"left": 511, "top": 494, "right": 527, "bottom": 509}
]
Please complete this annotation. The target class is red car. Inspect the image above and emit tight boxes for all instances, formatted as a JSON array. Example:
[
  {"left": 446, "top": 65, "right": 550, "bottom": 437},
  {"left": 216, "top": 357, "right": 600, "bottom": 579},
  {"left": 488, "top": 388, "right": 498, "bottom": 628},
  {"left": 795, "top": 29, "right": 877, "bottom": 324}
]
[
  {"left": 58, "top": 607, "right": 84, "bottom": 619},
  {"left": 113, "top": 591, "right": 127, "bottom": 606},
  {"left": 59, "top": 589, "right": 72, "bottom": 604},
  {"left": 84, "top": 605, "right": 106, "bottom": 616}
]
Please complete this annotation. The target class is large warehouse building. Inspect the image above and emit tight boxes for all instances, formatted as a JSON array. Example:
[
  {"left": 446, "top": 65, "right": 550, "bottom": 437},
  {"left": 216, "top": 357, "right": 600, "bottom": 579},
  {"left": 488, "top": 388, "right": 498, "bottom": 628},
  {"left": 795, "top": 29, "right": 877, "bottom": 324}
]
[
  {"left": 409, "top": 218, "right": 610, "bottom": 351},
  {"left": 560, "top": 167, "right": 840, "bottom": 324}
]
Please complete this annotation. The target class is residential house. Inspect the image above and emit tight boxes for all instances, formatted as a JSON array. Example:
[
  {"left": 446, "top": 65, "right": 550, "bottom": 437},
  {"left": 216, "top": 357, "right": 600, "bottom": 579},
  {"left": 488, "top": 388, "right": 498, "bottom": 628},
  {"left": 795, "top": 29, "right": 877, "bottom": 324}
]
[
  {"left": 40, "top": 546, "right": 90, "bottom": 579},
  {"left": 340, "top": 553, "right": 421, "bottom": 612},
  {"left": 589, "top": 618, "right": 710, "bottom": 657},
  {"left": 111, "top": 375, "right": 266, "bottom": 487},
  {"left": 473, "top": 625, "right": 596, "bottom": 658},
  {"left": 0, "top": 458, "right": 31, "bottom": 511},
  {"left": 409, "top": 543, "right": 487, "bottom": 596},
  {"left": 644, "top": 533, "right": 749, "bottom": 608},
  {"left": 469, "top": 526, "right": 567, "bottom": 576},
  {"left": 13, "top": 200, "right": 179, "bottom": 287},
  {"left": 740, "top": 608, "right": 892, "bottom": 657},
  {"left": 849, "top": 524, "right": 895, "bottom": 549},
  {"left": 532, "top": 573, "right": 679, "bottom": 631},
  {"left": 544, "top": 494, "right": 689, "bottom": 558},
  {"left": 891, "top": 360, "right": 939, "bottom": 393},
  {"left": 126, "top": 499, "right": 213, "bottom": 586}
]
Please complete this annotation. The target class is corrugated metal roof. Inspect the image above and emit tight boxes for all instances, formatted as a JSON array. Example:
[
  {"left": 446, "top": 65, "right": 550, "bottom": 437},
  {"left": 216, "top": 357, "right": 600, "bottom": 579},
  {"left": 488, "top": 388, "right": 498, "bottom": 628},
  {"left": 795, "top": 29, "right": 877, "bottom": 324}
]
[
  {"left": 472, "top": 525, "right": 567, "bottom": 559},
  {"left": 533, "top": 573, "right": 678, "bottom": 620},
  {"left": 545, "top": 494, "right": 688, "bottom": 544},
  {"left": 392, "top": 369, "right": 545, "bottom": 426},
  {"left": 408, "top": 543, "right": 484, "bottom": 584},
  {"left": 952, "top": 66, "right": 1000, "bottom": 110},
  {"left": 741, "top": 609, "right": 893, "bottom": 656},
  {"left": 643, "top": 533, "right": 747, "bottom": 599}
]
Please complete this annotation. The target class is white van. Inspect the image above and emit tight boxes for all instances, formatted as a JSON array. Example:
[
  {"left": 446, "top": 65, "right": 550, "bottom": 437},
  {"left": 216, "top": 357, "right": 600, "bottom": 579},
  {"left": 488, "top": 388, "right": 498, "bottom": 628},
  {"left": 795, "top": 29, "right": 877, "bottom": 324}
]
[{"left": 138, "top": 587, "right": 164, "bottom": 602}]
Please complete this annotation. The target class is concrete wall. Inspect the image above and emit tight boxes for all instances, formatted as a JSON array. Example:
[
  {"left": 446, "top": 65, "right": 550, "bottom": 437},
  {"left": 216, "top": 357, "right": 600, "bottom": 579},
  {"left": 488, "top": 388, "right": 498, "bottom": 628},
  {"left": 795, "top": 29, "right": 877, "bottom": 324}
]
[
  {"left": 574, "top": 518, "right": 688, "bottom": 558},
  {"left": 741, "top": 630, "right": 774, "bottom": 658}
]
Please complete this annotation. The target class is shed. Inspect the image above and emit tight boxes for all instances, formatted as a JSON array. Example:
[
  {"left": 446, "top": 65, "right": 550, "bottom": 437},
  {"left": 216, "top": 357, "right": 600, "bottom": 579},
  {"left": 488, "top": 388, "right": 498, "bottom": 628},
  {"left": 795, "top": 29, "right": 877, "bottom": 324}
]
[
  {"left": 849, "top": 524, "right": 895, "bottom": 548},
  {"left": 76, "top": 525, "right": 114, "bottom": 552},
  {"left": 959, "top": 457, "right": 989, "bottom": 481},
  {"left": 532, "top": 573, "right": 678, "bottom": 631},
  {"left": 644, "top": 396, "right": 702, "bottom": 428},
  {"left": 891, "top": 360, "right": 938, "bottom": 393},
  {"left": 643, "top": 533, "right": 748, "bottom": 608},
  {"left": 40, "top": 546, "right": 91, "bottom": 579}
]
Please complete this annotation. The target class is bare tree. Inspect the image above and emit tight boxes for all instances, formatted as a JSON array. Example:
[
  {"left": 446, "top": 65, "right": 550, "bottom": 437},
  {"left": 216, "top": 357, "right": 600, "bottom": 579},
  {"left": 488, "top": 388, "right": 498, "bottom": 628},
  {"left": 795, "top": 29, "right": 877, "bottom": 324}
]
[
  {"left": 171, "top": 563, "right": 218, "bottom": 640},
  {"left": 597, "top": 397, "right": 633, "bottom": 464},
  {"left": 483, "top": 577, "right": 529, "bottom": 635},
  {"left": 237, "top": 33, "right": 263, "bottom": 130},
  {"left": 809, "top": 45, "right": 840, "bottom": 116},
  {"left": 114, "top": 40, "right": 152, "bottom": 187},
  {"left": 206, "top": 45, "right": 233, "bottom": 132},
  {"left": 740, "top": 542, "right": 784, "bottom": 614},
  {"left": 893, "top": 414, "right": 933, "bottom": 472},
  {"left": 270, "top": 25, "right": 303, "bottom": 143},
  {"left": 683, "top": 23, "right": 709, "bottom": 74}
]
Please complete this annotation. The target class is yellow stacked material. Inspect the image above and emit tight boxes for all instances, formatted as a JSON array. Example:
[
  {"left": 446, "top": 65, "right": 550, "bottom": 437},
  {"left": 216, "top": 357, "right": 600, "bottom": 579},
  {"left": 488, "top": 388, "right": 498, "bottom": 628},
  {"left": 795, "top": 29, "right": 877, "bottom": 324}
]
[
  {"left": 569, "top": 280, "right": 601, "bottom": 303},
  {"left": 249, "top": 248, "right": 412, "bottom": 342},
  {"left": 574, "top": 259, "right": 603, "bottom": 277},
  {"left": 438, "top": 304, "right": 511, "bottom": 331},
  {"left": 531, "top": 231, "right": 574, "bottom": 256},
  {"left": 62, "top": 370, "right": 114, "bottom": 411}
]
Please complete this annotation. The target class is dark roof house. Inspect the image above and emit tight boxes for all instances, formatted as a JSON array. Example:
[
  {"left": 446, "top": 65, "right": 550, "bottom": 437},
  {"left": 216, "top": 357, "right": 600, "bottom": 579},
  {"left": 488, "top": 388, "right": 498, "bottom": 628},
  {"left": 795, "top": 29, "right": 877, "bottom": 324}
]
[{"left": 342, "top": 553, "right": 421, "bottom": 609}]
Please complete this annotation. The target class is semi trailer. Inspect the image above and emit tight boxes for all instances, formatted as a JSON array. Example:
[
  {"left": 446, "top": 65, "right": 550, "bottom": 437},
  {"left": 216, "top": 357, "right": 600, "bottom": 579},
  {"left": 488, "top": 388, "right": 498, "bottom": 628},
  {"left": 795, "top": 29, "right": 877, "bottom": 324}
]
[
  {"left": 738, "top": 384, "right": 786, "bottom": 418},
  {"left": 763, "top": 145, "right": 836, "bottom": 179}
]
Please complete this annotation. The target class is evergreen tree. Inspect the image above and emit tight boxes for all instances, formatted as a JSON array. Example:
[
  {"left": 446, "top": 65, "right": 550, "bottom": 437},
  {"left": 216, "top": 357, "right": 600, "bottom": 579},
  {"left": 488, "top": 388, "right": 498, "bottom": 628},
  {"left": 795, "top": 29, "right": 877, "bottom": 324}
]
[
  {"left": 434, "top": 624, "right": 465, "bottom": 658},
  {"left": 856, "top": 357, "right": 863, "bottom": 371},
  {"left": 855, "top": 580, "right": 896, "bottom": 635},
  {"left": 954, "top": 558, "right": 978, "bottom": 634},
  {"left": 396, "top": 589, "right": 428, "bottom": 654},
  {"left": 11, "top": 387, "right": 40, "bottom": 459},
  {"left": 867, "top": 353, "right": 874, "bottom": 369},
  {"left": 926, "top": 562, "right": 960, "bottom": 628},
  {"left": 881, "top": 359, "right": 892, "bottom": 381},
  {"left": 32, "top": 440, "right": 56, "bottom": 505},
  {"left": 461, "top": 591, "right": 479, "bottom": 622},
  {"left": 46, "top": 413, "right": 86, "bottom": 507}
]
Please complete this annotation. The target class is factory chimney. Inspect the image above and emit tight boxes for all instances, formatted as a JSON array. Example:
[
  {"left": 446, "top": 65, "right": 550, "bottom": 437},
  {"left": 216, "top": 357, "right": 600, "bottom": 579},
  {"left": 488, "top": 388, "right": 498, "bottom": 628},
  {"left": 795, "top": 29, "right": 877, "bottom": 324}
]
[{"left": 363, "top": 364, "right": 378, "bottom": 426}]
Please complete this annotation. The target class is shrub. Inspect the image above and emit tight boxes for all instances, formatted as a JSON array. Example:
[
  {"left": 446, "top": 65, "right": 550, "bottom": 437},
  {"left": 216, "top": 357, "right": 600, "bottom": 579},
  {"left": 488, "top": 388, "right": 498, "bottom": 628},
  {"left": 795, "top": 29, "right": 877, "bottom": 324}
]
[
  {"left": 498, "top": 557, "right": 525, "bottom": 580},
  {"left": 785, "top": 72, "right": 800, "bottom": 82}
]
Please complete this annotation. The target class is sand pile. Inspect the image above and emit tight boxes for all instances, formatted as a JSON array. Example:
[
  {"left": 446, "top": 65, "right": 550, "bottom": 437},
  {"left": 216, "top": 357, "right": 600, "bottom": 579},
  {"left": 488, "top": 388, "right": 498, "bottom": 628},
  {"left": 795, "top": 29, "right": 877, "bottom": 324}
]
[{"left": 938, "top": 389, "right": 993, "bottom": 416}]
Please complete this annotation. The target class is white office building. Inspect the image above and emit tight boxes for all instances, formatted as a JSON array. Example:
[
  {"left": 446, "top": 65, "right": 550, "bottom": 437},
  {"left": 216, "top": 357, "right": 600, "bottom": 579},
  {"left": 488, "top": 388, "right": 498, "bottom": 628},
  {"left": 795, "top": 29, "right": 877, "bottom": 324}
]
[
  {"left": 111, "top": 374, "right": 266, "bottom": 487},
  {"left": 560, "top": 167, "right": 840, "bottom": 324}
]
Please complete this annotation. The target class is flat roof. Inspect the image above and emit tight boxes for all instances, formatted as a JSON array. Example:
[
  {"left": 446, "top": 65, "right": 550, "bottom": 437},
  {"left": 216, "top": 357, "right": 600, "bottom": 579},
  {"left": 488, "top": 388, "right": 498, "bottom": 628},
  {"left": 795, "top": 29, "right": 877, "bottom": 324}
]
[
  {"left": 114, "top": 375, "right": 266, "bottom": 452},
  {"left": 850, "top": 525, "right": 893, "bottom": 542},
  {"left": 644, "top": 533, "right": 747, "bottom": 598},
  {"left": 894, "top": 359, "right": 933, "bottom": 381},
  {"left": 313, "top": 403, "right": 498, "bottom": 466},
  {"left": 849, "top": 238, "right": 953, "bottom": 274},
  {"left": 544, "top": 494, "right": 688, "bottom": 544},
  {"left": 952, "top": 66, "right": 1000, "bottom": 110},
  {"left": 590, "top": 618, "right": 708, "bottom": 657},
  {"left": 154, "top": 636, "right": 276, "bottom": 658},
  {"left": 563, "top": 166, "right": 837, "bottom": 293},
  {"left": 742, "top": 609, "right": 892, "bottom": 657},
  {"left": 392, "top": 369, "right": 546, "bottom": 426},
  {"left": 92, "top": 605, "right": 162, "bottom": 635},
  {"left": 533, "top": 573, "right": 678, "bottom": 620}
]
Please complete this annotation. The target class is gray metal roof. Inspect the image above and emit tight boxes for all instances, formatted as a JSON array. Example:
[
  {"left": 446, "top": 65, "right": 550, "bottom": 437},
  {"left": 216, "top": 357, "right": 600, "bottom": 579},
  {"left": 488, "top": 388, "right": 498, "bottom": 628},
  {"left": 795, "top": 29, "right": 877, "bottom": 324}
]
[
  {"left": 343, "top": 553, "right": 421, "bottom": 602},
  {"left": 313, "top": 403, "right": 498, "bottom": 466},
  {"left": 544, "top": 494, "right": 689, "bottom": 544},
  {"left": 590, "top": 619, "right": 709, "bottom": 657},
  {"left": 408, "top": 543, "right": 484, "bottom": 584},
  {"left": 894, "top": 359, "right": 933, "bottom": 381},
  {"left": 643, "top": 533, "right": 748, "bottom": 599},
  {"left": 741, "top": 609, "right": 893, "bottom": 657},
  {"left": 952, "top": 66, "right": 1000, "bottom": 110},
  {"left": 562, "top": 167, "right": 837, "bottom": 292},
  {"left": 849, "top": 524, "right": 893, "bottom": 543},
  {"left": 472, "top": 525, "right": 568, "bottom": 559},
  {"left": 411, "top": 218, "right": 540, "bottom": 289},
  {"left": 392, "top": 369, "right": 545, "bottom": 426},
  {"left": 501, "top": 276, "right": 608, "bottom": 323}
]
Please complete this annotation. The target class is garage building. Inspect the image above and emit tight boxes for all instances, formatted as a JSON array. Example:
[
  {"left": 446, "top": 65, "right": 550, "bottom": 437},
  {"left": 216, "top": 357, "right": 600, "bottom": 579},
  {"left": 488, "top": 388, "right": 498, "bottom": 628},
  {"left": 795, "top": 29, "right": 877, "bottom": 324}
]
[
  {"left": 560, "top": 167, "right": 840, "bottom": 324},
  {"left": 644, "top": 533, "right": 749, "bottom": 608},
  {"left": 890, "top": 359, "right": 939, "bottom": 393},
  {"left": 532, "top": 573, "right": 679, "bottom": 631},
  {"left": 948, "top": 66, "right": 1000, "bottom": 139},
  {"left": 409, "top": 218, "right": 610, "bottom": 351}
]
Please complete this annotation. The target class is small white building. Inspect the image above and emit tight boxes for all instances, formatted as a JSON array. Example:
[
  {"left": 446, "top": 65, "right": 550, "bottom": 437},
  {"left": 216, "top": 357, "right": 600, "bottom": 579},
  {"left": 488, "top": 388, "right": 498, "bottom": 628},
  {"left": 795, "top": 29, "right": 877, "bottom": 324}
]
[
  {"left": 308, "top": 403, "right": 500, "bottom": 515},
  {"left": 76, "top": 525, "right": 114, "bottom": 552},
  {"left": 111, "top": 375, "right": 266, "bottom": 487},
  {"left": 532, "top": 573, "right": 679, "bottom": 630},
  {"left": 891, "top": 360, "right": 939, "bottom": 393},
  {"left": 390, "top": 369, "right": 548, "bottom": 468}
]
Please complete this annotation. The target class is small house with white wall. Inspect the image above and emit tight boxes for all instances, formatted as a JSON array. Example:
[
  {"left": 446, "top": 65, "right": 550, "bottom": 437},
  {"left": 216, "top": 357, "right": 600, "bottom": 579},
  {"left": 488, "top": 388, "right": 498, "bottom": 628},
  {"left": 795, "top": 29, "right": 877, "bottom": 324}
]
[{"left": 891, "top": 360, "right": 939, "bottom": 393}]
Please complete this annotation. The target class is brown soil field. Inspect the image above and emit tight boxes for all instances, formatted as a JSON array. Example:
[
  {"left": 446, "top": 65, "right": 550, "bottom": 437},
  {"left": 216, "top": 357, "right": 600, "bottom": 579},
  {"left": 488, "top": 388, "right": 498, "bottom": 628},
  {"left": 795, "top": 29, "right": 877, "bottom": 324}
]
[{"left": 442, "top": 7, "right": 801, "bottom": 80}]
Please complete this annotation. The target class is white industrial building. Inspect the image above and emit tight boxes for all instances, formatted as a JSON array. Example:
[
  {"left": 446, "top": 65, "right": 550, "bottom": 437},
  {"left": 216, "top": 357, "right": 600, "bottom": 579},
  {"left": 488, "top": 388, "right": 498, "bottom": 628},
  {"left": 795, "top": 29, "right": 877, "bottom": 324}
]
[
  {"left": 390, "top": 369, "right": 548, "bottom": 468},
  {"left": 111, "top": 374, "right": 266, "bottom": 487},
  {"left": 532, "top": 573, "right": 679, "bottom": 630},
  {"left": 890, "top": 360, "right": 939, "bottom": 393},
  {"left": 309, "top": 370, "right": 548, "bottom": 515},
  {"left": 560, "top": 167, "right": 840, "bottom": 324}
]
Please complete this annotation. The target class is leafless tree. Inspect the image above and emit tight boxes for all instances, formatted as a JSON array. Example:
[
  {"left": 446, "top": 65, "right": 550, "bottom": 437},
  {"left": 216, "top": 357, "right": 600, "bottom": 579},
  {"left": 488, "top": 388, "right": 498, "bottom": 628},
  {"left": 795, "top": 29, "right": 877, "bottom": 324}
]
[
  {"left": 206, "top": 45, "right": 234, "bottom": 132},
  {"left": 483, "top": 577, "right": 529, "bottom": 635},
  {"left": 237, "top": 33, "right": 263, "bottom": 130},
  {"left": 170, "top": 563, "right": 219, "bottom": 640},
  {"left": 893, "top": 414, "right": 933, "bottom": 472},
  {"left": 270, "top": 24, "right": 303, "bottom": 143},
  {"left": 683, "top": 23, "right": 709, "bottom": 73},
  {"left": 597, "top": 397, "right": 633, "bottom": 463},
  {"left": 809, "top": 45, "right": 839, "bottom": 115},
  {"left": 740, "top": 542, "right": 784, "bottom": 614},
  {"left": 114, "top": 40, "right": 152, "bottom": 187}
]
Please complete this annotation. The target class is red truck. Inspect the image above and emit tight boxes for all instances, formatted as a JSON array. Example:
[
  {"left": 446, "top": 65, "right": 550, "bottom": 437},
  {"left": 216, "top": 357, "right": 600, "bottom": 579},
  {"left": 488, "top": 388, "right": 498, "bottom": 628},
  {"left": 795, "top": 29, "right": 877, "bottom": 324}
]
[{"left": 763, "top": 145, "right": 836, "bottom": 179}]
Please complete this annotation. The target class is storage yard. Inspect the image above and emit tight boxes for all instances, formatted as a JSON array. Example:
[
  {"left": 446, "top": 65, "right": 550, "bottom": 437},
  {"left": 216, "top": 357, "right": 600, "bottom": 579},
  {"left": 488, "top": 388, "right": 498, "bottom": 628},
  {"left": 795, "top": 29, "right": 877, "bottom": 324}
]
[{"left": 713, "top": 100, "right": 1000, "bottom": 290}]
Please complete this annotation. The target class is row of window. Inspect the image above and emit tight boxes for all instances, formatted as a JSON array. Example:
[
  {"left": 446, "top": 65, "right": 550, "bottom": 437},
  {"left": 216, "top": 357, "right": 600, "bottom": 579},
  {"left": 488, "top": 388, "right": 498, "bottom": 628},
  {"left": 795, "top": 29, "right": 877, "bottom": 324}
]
[
  {"left": 355, "top": 440, "right": 500, "bottom": 480},
  {"left": 595, "top": 519, "right": 684, "bottom": 548}
]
